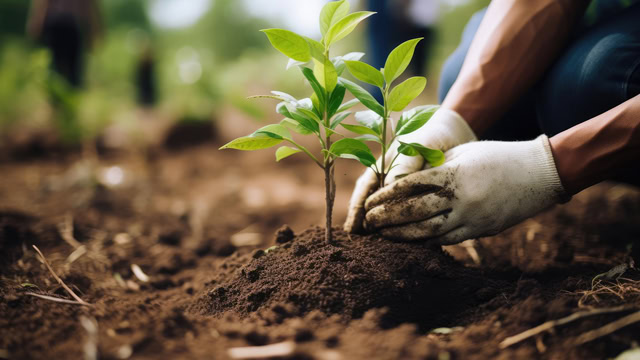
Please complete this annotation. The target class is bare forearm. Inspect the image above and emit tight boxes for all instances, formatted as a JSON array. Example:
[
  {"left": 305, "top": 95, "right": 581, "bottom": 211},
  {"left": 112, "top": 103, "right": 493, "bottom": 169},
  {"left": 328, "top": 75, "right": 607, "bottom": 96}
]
[
  {"left": 442, "top": 0, "right": 587, "bottom": 135},
  {"left": 550, "top": 95, "right": 640, "bottom": 194}
]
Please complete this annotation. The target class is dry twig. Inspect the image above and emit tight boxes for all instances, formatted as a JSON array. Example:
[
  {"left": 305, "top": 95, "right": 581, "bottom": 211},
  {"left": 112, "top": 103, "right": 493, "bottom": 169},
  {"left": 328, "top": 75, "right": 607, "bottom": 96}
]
[
  {"left": 499, "top": 305, "right": 633, "bottom": 349},
  {"left": 32, "top": 245, "right": 90, "bottom": 305},
  {"left": 24, "top": 292, "right": 89, "bottom": 306},
  {"left": 227, "top": 341, "right": 295, "bottom": 359},
  {"left": 572, "top": 310, "right": 640, "bottom": 345}
]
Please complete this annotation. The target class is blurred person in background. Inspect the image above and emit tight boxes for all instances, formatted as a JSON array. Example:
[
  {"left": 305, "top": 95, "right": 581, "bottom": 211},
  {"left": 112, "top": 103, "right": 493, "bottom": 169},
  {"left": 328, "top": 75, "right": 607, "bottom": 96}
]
[
  {"left": 136, "top": 44, "right": 157, "bottom": 107},
  {"left": 367, "top": 0, "right": 440, "bottom": 100},
  {"left": 27, "top": 0, "right": 102, "bottom": 87},
  {"left": 346, "top": 0, "right": 640, "bottom": 245}
]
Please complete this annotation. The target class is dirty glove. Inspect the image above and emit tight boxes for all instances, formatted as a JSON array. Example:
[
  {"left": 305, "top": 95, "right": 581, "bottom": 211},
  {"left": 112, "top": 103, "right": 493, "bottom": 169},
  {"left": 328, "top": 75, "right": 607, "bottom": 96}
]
[
  {"left": 365, "top": 135, "right": 568, "bottom": 244},
  {"left": 344, "top": 108, "right": 477, "bottom": 233}
]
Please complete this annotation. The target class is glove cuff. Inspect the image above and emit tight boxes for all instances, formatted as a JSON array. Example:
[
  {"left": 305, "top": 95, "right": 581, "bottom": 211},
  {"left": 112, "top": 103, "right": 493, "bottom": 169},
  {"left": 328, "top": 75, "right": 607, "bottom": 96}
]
[
  {"left": 432, "top": 108, "right": 478, "bottom": 145},
  {"left": 532, "top": 135, "right": 571, "bottom": 203}
]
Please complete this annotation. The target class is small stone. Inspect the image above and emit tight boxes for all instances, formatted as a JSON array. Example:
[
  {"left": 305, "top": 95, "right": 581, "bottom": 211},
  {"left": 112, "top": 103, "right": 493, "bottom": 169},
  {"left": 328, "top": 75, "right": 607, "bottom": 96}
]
[
  {"left": 275, "top": 225, "right": 294, "bottom": 244},
  {"left": 252, "top": 249, "right": 265, "bottom": 259}
]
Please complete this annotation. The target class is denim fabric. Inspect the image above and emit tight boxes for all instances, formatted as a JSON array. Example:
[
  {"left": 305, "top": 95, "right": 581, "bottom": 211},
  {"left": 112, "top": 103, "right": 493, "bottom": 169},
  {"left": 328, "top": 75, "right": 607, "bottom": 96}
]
[{"left": 438, "top": 4, "right": 640, "bottom": 140}]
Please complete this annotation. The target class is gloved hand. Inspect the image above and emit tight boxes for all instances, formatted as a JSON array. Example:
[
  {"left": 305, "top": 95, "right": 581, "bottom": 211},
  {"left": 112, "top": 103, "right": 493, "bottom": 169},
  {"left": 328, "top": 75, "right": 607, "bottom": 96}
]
[
  {"left": 344, "top": 108, "right": 477, "bottom": 233},
  {"left": 364, "top": 135, "right": 568, "bottom": 244}
]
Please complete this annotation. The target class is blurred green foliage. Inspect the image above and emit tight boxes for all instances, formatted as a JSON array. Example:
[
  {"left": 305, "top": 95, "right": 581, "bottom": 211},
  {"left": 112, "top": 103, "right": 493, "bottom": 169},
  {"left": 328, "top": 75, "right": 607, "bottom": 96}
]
[{"left": 0, "top": 0, "right": 490, "bottom": 144}]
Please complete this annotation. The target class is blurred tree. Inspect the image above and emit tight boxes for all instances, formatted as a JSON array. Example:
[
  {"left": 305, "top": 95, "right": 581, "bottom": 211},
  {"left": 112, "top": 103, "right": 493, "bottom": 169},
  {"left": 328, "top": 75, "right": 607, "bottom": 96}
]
[
  {"left": 193, "top": 0, "right": 270, "bottom": 64},
  {"left": 101, "top": 0, "right": 150, "bottom": 31}
]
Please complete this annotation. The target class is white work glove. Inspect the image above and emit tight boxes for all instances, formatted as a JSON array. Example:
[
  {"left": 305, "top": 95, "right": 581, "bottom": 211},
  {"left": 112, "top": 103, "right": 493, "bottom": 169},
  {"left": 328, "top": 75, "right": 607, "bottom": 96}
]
[
  {"left": 344, "top": 108, "right": 477, "bottom": 233},
  {"left": 364, "top": 135, "right": 568, "bottom": 244}
]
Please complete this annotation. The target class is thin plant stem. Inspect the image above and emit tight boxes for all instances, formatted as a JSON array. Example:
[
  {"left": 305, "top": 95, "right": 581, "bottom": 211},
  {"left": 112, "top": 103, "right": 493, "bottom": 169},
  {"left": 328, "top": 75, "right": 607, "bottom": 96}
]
[
  {"left": 286, "top": 139, "right": 323, "bottom": 169},
  {"left": 322, "top": 48, "right": 335, "bottom": 243},
  {"left": 32, "top": 245, "right": 90, "bottom": 305},
  {"left": 379, "top": 87, "right": 390, "bottom": 188}
]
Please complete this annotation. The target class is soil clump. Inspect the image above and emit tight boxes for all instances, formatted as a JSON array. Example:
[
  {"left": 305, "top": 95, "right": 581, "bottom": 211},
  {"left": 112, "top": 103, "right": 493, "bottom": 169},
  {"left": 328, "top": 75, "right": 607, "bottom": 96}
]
[{"left": 191, "top": 227, "right": 504, "bottom": 330}]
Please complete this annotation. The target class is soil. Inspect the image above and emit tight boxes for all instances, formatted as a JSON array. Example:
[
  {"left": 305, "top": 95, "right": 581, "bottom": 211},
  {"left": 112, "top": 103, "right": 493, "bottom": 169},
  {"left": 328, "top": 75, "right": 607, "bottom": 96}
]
[
  {"left": 190, "top": 227, "right": 506, "bottom": 331},
  {"left": 1, "top": 127, "right": 640, "bottom": 359}
]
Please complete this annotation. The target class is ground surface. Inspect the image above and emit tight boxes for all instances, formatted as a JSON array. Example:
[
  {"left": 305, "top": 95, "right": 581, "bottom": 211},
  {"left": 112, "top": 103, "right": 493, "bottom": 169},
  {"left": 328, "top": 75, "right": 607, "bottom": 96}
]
[{"left": 1, "top": 129, "right": 640, "bottom": 360}]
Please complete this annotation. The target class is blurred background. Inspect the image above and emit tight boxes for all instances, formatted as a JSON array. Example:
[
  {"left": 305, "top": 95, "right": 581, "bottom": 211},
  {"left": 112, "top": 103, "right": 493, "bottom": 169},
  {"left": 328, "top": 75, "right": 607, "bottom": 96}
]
[
  {"left": 0, "top": 0, "right": 491, "bottom": 246},
  {"left": 0, "top": 0, "right": 490, "bottom": 155}
]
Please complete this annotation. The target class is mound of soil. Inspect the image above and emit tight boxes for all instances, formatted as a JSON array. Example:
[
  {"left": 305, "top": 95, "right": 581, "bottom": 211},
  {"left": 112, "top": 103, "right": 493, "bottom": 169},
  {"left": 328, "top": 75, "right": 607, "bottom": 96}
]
[{"left": 191, "top": 227, "right": 504, "bottom": 330}]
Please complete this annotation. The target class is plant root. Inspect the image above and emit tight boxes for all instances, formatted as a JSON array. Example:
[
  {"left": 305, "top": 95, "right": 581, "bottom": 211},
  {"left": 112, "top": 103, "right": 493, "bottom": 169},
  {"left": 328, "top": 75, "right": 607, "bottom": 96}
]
[
  {"left": 576, "top": 277, "right": 640, "bottom": 307},
  {"left": 499, "top": 305, "right": 633, "bottom": 349},
  {"left": 32, "top": 245, "right": 90, "bottom": 305}
]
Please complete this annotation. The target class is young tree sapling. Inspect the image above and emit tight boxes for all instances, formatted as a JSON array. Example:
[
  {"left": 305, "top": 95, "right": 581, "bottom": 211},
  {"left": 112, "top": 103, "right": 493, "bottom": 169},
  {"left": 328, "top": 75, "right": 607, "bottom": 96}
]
[
  {"left": 220, "top": 0, "right": 443, "bottom": 242},
  {"left": 220, "top": 0, "right": 373, "bottom": 243},
  {"left": 337, "top": 38, "right": 445, "bottom": 187}
]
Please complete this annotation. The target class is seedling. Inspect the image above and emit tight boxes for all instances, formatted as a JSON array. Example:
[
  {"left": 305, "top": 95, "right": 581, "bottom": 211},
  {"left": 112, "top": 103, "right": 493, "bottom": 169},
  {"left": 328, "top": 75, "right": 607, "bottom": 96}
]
[
  {"left": 339, "top": 38, "right": 444, "bottom": 187},
  {"left": 220, "top": 0, "right": 373, "bottom": 243},
  {"left": 220, "top": 0, "right": 443, "bottom": 242}
]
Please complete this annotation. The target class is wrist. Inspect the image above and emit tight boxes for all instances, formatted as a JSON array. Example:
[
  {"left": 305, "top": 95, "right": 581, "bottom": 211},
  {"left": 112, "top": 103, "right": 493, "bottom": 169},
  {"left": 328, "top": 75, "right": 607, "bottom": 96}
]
[{"left": 531, "top": 135, "right": 570, "bottom": 203}]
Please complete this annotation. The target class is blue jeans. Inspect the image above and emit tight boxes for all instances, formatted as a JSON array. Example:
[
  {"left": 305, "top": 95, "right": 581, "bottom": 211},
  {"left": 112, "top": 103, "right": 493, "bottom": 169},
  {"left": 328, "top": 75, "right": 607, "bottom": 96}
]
[{"left": 438, "top": 5, "right": 640, "bottom": 141}]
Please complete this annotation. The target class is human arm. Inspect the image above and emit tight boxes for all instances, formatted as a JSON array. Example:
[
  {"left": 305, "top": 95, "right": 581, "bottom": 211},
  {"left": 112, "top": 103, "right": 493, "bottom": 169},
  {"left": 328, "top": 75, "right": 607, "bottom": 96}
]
[
  {"left": 344, "top": 0, "right": 588, "bottom": 234},
  {"left": 551, "top": 95, "right": 640, "bottom": 194},
  {"left": 442, "top": 0, "right": 588, "bottom": 135}
]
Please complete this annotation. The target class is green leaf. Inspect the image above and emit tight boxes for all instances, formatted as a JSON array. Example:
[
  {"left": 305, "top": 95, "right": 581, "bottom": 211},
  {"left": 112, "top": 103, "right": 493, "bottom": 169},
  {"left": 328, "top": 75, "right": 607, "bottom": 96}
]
[
  {"left": 290, "top": 112, "right": 320, "bottom": 133},
  {"left": 355, "top": 110, "right": 382, "bottom": 133},
  {"left": 339, "top": 78, "right": 384, "bottom": 117},
  {"left": 332, "top": 52, "right": 365, "bottom": 75},
  {"left": 297, "top": 107, "right": 322, "bottom": 123},
  {"left": 261, "top": 29, "right": 311, "bottom": 62},
  {"left": 336, "top": 98, "right": 359, "bottom": 113},
  {"left": 304, "top": 37, "right": 326, "bottom": 62},
  {"left": 286, "top": 58, "right": 307, "bottom": 70},
  {"left": 276, "top": 101, "right": 294, "bottom": 118},
  {"left": 341, "top": 52, "right": 366, "bottom": 61},
  {"left": 277, "top": 102, "right": 319, "bottom": 133},
  {"left": 325, "top": 11, "right": 375, "bottom": 47},
  {"left": 384, "top": 38, "right": 422, "bottom": 84},
  {"left": 396, "top": 105, "right": 439, "bottom": 135},
  {"left": 330, "top": 111, "right": 351, "bottom": 129},
  {"left": 275, "top": 146, "right": 302, "bottom": 161},
  {"left": 345, "top": 60, "right": 384, "bottom": 88},
  {"left": 329, "top": 138, "right": 376, "bottom": 167},
  {"left": 313, "top": 58, "right": 338, "bottom": 93},
  {"left": 280, "top": 118, "right": 313, "bottom": 135},
  {"left": 327, "top": 84, "right": 346, "bottom": 118},
  {"left": 341, "top": 123, "right": 379, "bottom": 136},
  {"left": 355, "top": 134, "right": 383, "bottom": 144},
  {"left": 387, "top": 76, "right": 426, "bottom": 112},
  {"left": 320, "top": 0, "right": 350, "bottom": 36},
  {"left": 254, "top": 124, "right": 291, "bottom": 140},
  {"left": 271, "top": 91, "right": 297, "bottom": 102},
  {"left": 301, "top": 67, "right": 326, "bottom": 112},
  {"left": 324, "top": 125, "right": 338, "bottom": 137},
  {"left": 220, "top": 136, "right": 283, "bottom": 151},
  {"left": 397, "top": 142, "right": 445, "bottom": 167}
]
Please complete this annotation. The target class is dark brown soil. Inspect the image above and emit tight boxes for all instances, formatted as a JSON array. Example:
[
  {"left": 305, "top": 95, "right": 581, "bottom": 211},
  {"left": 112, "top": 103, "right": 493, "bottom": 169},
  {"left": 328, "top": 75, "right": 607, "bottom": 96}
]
[
  {"left": 1, "top": 134, "right": 640, "bottom": 359},
  {"left": 191, "top": 227, "right": 506, "bottom": 330}
]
